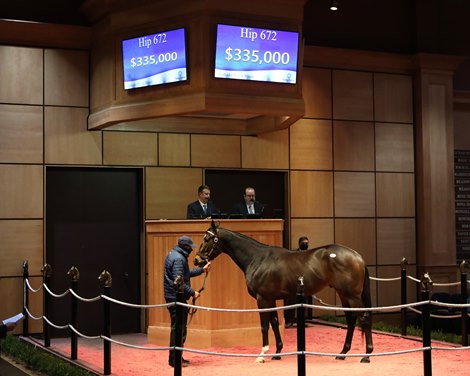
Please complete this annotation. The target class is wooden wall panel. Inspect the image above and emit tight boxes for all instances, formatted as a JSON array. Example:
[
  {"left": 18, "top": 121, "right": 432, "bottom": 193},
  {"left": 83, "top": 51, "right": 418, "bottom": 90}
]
[
  {"left": 90, "top": 38, "right": 115, "bottom": 111},
  {"left": 374, "top": 73, "right": 413, "bottom": 123},
  {"left": 376, "top": 173, "right": 415, "bottom": 217},
  {"left": 290, "top": 171, "right": 333, "bottom": 217},
  {"left": 0, "top": 46, "right": 43, "bottom": 105},
  {"left": 377, "top": 218, "right": 416, "bottom": 265},
  {"left": 0, "top": 220, "right": 43, "bottom": 276},
  {"left": 333, "top": 121, "right": 374, "bottom": 171},
  {"left": 290, "top": 119, "right": 332, "bottom": 170},
  {"left": 375, "top": 122, "right": 414, "bottom": 172},
  {"left": 454, "top": 108, "right": 470, "bottom": 150},
  {"left": 146, "top": 167, "right": 202, "bottom": 219},
  {"left": 103, "top": 131, "right": 158, "bottom": 166},
  {"left": 241, "top": 129, "right": 288, "bottom": 169},
  {"left": 0, "top": 165, "right": 43, "bottom": 218},
  {"left": 158, "top": 133, "right": 190, "bottom": 166},
  {"left": 332, "top": 70, "right": 373, "bottom": 121},
  {"left": 0, "top": 104, "right": 43, "bottom": 163},
  {"left": 44, "top": 49, "right": 89, "bottom": 107},
  {"left": 191, "top": 134, "right": 241, "bottom": 168},
  {"left": 290, "top": 218, "right": 334, "bottom": 249},
  {"left": 0, "top": 277, "right": 43, "bottom": 334},
  {"left": 376, "top": 265, "right": 417, "bottom": 309},
  {"left": 45, "top": 107, "right": 102, "bottom": 165},
  {"left": 302, "top": 67, "right": 332, "bottom": 119},
  {"left": 335, "top": 218, "right": 376, "bottom": 266},
  {"left": 334, "top": 172, "right": 375, "bottom": 217}
]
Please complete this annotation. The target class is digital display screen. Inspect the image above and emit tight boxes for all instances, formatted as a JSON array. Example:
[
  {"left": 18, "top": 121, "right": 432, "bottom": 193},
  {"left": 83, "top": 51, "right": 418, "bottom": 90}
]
[
  {"left": 122, "top": 28, "right": 187, "bottom": 90},
  {"left": 214, "top": 24, "right": 299, "bottom": 84}
]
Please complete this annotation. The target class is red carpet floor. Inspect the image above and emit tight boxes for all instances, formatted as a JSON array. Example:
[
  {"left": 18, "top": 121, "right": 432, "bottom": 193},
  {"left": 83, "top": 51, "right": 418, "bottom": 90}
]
[{"left": 47, "top": 324, "right": 468, "bottom": 376}]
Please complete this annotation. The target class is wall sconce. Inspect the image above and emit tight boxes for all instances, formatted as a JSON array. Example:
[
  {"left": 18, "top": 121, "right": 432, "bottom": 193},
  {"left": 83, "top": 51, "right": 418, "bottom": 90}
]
[{"left": 330, "top": 0, "right": 338, "bottom": 11}]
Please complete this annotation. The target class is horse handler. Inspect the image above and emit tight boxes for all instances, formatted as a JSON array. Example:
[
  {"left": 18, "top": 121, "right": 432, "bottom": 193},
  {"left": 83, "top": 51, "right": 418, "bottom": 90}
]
[{"left": 163, "top": 235, "right": 211, "bottom": 368}]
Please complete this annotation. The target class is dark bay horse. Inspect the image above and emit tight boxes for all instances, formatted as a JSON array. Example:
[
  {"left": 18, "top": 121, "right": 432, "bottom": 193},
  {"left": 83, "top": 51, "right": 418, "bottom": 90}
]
[{"left": 194, "top": 221, "right": 373, "bottom": 363}]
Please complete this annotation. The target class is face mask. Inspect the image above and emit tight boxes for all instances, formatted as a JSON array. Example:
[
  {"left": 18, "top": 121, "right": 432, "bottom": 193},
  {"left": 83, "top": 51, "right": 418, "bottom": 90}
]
[{"left": 299, "top": 243, "right": 309, "bottom": 251}]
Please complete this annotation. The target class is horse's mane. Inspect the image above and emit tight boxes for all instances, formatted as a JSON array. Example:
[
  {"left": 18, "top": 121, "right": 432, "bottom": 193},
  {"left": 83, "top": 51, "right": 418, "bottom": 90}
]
[{"left": 220, "top": 227, "right": 285, "bottom": 250}]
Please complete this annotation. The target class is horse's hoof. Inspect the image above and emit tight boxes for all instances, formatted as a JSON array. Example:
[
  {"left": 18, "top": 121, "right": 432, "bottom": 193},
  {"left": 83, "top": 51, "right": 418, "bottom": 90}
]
[
  {"left": 360, "top": 357, "right": 370, "bottom": 363},
  {"left": 271, "top": 355, "right": 281, "bottom": 360},
  {"left": 255, "top": 357, "right": 265, "bottom": 363},
  {"left": 335, "top": 356, "right": 346, "bottom": 361}
]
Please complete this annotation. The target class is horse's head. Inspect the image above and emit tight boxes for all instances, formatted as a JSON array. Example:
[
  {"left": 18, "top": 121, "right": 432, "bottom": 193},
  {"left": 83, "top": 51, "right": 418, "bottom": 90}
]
[{"left": 194, "top": 220, "right": 222, "bottom": 267}]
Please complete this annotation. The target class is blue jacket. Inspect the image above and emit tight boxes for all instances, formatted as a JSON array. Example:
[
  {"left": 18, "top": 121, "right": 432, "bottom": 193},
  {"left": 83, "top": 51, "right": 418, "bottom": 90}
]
[{"left": 163, "top": 245, "right": 203, "bottom": 301}]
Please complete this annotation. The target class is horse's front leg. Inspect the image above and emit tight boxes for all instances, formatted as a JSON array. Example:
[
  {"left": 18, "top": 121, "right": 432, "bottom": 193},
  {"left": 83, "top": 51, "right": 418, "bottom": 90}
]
[
  {"left": 255, "top": 311, "right": 271, "bottom": 363},
  {"left": 269, "top": 310, "right": 283, "bottom": 360}
]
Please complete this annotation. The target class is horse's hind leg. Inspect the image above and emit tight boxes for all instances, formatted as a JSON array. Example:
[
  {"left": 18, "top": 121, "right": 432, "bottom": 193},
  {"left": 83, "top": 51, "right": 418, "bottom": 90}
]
[
  {"left": 336, "top": 311, "right": 356, "bottom": 360},
  {"left": 359, "top": 311, "right": 373, "bottom": 363},
  {"left": 269, "top": 310, "right": 283, "bottom": 360}
]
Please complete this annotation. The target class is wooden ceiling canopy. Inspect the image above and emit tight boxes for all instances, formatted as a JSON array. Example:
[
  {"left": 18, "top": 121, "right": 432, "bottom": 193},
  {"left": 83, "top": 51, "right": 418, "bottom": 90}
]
[{"left": 83, "top": 0, "right": 307, "bottom": 135}]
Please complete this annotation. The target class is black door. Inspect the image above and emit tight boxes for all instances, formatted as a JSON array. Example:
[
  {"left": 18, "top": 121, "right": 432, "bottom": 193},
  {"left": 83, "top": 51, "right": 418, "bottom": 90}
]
[{"left": 46, "top": 167, "right": 142, "bottom": 336}]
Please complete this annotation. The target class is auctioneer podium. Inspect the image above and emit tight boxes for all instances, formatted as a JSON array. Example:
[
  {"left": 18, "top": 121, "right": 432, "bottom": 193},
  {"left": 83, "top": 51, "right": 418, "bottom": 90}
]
[{"left": 146, "top": 219, "right": 284, "bottom": 348}]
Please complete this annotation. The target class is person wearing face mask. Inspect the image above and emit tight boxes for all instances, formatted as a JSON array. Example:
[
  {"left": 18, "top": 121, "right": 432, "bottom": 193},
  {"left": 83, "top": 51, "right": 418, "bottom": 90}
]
[
  {"left": 163, "top": 235, "right": 211, "bottom": 367},
  {"left": 284, "top": 236, "right": 310, "bottom": 327},
  {"left": 297, "top": 236, "right": 309, "bottom": 251}
]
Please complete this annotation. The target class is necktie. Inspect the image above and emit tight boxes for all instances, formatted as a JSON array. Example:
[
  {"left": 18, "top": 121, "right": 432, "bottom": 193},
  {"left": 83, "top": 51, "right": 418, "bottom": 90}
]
[
  {"left": 249, "top": 205, "right": 254, "bottom": 214},
  {"left": 202, "top": 204, "right": 207, "bottom": 214}
]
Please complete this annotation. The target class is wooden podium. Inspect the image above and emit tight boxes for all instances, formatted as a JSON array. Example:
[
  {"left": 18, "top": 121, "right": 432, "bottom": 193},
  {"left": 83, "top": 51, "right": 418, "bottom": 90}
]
[{"left": 146, "top": 219, "right": 284, "bottom": 348}]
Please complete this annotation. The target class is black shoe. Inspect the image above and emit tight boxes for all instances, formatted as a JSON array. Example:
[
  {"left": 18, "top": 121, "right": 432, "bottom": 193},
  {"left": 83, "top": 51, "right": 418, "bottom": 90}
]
[
  {"left": 182, "top": 358, "right": 190, "bottom": 364},
  {"left": 285, "top": 321, "right": 294, "bottom": 328},
  {"left": 169, "top": 361, "right": 188, "bottom": 368}
]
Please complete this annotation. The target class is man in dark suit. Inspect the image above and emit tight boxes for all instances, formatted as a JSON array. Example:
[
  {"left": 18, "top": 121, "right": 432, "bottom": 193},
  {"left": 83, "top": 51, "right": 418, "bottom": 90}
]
[
  {"left": 232, "top": 186, "right": 264, "bottom": 217},
  {"left": 186, "top": 185, "right": 217, "bottom": 219}
]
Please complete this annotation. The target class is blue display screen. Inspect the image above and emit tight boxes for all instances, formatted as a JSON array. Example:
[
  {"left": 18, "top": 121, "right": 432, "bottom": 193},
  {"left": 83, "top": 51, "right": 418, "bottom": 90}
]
[
  {"left": 122, "top": 28, "right": 187, "bottom": 90},
  {"left": 214, "top": 24, "right": 299, "bottom": 84}
]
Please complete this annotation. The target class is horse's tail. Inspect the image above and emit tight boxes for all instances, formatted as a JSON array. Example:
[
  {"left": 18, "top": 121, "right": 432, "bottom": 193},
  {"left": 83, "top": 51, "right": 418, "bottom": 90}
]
[
  {"left": 361, "top": 266, "right": 372, "bottom": 308},
  {"left": 360, "top": 266, "right": 372, "bottom": 338}
]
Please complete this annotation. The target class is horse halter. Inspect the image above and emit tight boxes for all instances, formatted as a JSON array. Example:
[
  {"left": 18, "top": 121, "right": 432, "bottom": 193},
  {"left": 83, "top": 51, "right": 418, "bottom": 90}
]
[{"left": 198, "top": 229, "right": 220, "bottom": 264}]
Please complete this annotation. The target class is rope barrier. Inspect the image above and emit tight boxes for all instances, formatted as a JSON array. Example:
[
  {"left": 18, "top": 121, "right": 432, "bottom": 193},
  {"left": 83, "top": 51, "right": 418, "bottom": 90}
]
[
  {"left": 101, "top": 336, "right": 172, "bottom": 351},
  {"left": 24, "top": 279, "right": 43, "bottom": 293},
  {"left": 407, "top": 275, "right": 421, "bottom": 283},
  {"left": 432, "top": 345, "right": 470, "bottom": 351},
  {"left": 101, "top": 294, "right": 173, "bottom": 309},
  {"left": 304, "top": 347, "right": 431, "bottom": 357},
  {"left": 68, "top": 324, "right": 101, "bottom": 340},
  {"left": 431, "top": 300, "right": 470, "bottom": 309},
  {"left": 171, "top": 345, "right": 431, "bottom": 358},
  {"left": 178, "top": 300, "right": 428, "bottom": 314},
  {"left": 43, "top": 316, "right": 69, "bottom": 330},
  {"left": 43, "top": 283, "right": 70, "bottom": 298},
  {"left": 433, "top": 281, "right": 462, "bottom": 287},
  {"left": 21, "top": 268, "right": 470, "bottom": 376},
  {"left": 69, "top": 288, "right": 101, "bottom": 303},
  {"left": 23, "top": 306, "right": 43, "bottom": 321},
  {"left": 370, "top": 276, "right": 401, "bottom": 282}
]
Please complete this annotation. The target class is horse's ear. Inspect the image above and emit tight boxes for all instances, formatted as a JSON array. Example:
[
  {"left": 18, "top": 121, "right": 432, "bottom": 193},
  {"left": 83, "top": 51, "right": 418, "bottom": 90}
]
[{"left": 211, "top": 219, "right": 220, "bottom": 229}]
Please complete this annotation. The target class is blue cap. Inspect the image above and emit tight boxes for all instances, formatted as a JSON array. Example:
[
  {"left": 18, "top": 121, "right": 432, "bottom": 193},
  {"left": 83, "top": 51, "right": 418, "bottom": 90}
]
[{"left": 178, "top": 235, "right": 197, "bottom": 249}]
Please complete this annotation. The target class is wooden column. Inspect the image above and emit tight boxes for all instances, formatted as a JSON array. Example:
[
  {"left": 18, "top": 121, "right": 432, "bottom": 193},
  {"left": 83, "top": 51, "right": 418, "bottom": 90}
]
[{"left": 413, "top": 54, "right": 465, "bottom": 275}]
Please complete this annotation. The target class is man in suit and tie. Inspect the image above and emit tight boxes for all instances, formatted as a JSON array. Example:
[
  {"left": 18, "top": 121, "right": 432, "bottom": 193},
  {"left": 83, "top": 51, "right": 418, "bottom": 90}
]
[
  {"left": 186, "top": 185, "right": 217, "bottom": 219},
  {"left": 232, "top": 186, "right": 264, "bottom": 217}
]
